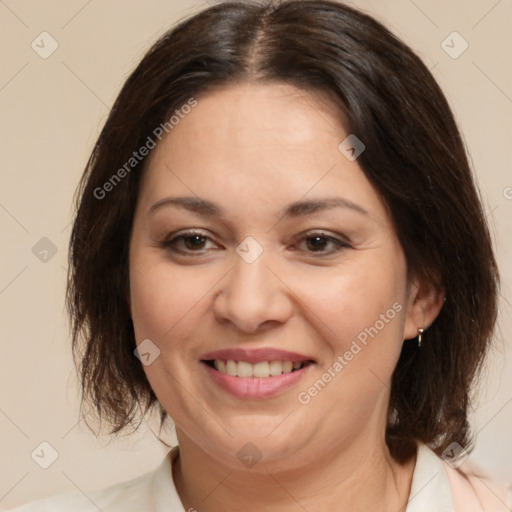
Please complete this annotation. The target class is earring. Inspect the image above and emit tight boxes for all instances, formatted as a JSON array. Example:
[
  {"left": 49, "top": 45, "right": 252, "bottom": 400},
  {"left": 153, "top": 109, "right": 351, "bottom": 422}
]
[{"left": 417, "top": 327, "right": 425, "bottom": 348}]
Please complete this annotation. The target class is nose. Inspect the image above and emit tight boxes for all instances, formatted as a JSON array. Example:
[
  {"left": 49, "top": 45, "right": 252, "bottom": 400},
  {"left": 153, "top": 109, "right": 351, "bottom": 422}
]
[{"left": 212, "top": 249, "right": 293, "bottom": 334}]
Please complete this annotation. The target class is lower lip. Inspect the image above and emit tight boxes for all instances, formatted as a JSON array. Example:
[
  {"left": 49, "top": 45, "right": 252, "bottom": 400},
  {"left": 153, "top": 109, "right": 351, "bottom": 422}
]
[{"left": 202, "top": 362, "right": 313, "bottom": 399}]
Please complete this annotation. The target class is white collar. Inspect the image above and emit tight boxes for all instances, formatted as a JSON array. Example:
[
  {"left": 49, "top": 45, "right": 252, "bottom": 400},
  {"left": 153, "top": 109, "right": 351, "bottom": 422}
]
[
  {"left": 406, "top": 443, "right": 455, "bottom": 512},
  {"left": 151, "top": 446, "right": 185, "bottom": 511}
]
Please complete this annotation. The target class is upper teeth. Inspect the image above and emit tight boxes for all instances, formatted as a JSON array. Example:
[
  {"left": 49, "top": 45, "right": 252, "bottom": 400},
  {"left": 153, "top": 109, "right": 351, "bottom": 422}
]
[{"left": 213, "top": 359, "right": 303, "bottom": 378}]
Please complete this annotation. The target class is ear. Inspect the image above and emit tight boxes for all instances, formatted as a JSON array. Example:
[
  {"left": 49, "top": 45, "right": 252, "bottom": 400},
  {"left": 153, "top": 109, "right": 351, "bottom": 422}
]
[{"left": 403, "top": 272, "right": 445, "bottom": 341}]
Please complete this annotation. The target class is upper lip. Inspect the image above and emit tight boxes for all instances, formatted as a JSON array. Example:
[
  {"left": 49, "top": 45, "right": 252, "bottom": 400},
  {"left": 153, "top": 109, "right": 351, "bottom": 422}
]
[{"left": 200, "top": 348, "right": 315, "bottom": 364}]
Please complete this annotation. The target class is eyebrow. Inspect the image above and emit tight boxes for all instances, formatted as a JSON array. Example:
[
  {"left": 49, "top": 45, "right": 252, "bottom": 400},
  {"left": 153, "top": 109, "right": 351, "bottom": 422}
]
[
  {"left": 147, "top": 196, "right": 368, "bottom": 218},
  {"left": 148, "top": 196, "right": 222, "bottom": 217}
]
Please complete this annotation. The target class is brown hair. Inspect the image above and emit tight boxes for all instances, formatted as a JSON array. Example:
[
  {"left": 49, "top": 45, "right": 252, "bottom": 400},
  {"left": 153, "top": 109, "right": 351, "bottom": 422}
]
[{"left": 67, "top": 0, "right": 499, "bottom": 462}]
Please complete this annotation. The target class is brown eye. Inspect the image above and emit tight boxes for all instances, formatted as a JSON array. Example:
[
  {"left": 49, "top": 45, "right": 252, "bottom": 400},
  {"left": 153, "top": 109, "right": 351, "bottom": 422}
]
[
  {"left": 161, "top": 230, "right": 218, "bottom": 255},
  {"left": 294, "top": 231, "right": 351, "bottom": 255},
  {"left": 306, "top": 236, "right": 330, "bottom": 251},
  {"left": 183, "top": 235, "right": 207, "bottom": 250}
]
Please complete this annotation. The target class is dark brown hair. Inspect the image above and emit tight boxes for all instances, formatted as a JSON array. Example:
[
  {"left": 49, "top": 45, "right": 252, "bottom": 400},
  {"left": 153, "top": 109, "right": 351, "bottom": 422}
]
[{"left": 67, "top": 0, "right": 499, "bottom": 462}]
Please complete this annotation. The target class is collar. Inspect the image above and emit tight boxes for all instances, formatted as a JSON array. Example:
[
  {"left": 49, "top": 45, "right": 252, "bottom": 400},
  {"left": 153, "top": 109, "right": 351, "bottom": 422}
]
[
  {"left": 151, "top": 446, "right": 185, "bottom": 512},
  {"left": 406, "top": 443, "right": 455, "bottom": 511}
]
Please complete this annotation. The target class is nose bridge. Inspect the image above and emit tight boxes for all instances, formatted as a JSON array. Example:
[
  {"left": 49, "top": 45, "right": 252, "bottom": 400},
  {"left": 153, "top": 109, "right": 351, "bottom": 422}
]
[{"left": 213, "top": 240, "right": 292, "bottom": 332}]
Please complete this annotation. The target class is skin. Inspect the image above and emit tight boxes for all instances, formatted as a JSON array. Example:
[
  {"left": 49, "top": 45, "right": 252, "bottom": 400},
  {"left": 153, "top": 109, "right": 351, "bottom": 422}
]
[{"left": 128, "top": 83, "right": 444, "bottom": 512}]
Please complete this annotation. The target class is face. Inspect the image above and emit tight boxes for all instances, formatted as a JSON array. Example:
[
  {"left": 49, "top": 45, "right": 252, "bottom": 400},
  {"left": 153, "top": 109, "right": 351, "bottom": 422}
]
[{"left": 129, "top": 83, "right": 426, "bottom": 471}]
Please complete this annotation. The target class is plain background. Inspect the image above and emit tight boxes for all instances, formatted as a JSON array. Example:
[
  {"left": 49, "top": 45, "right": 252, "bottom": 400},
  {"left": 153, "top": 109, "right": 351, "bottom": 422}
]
[{"left": 1, "top": 0, "right": 511, "bottom": 509}]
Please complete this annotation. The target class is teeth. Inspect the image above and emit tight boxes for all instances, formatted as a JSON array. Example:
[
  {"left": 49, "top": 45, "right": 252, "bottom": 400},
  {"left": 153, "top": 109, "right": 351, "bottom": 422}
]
[
  {"left": 253, "top": 361, "right": 270, "bottom": 378},
  {"left": 237, "top": 361, "right": 252, "bottom": 377},
  {"left": 226, "top": 359, "right": 237, "bottom": 376},
  {"left": 282, "top": 361, "right": 293, "bottom": 373},
  {"left": 214, "top": 359, "right": 226, "bottom": 373},
  {"left": 269, "top": 360, "right": 282, "bottom": 376},
  {"left": 213, "top": 359, "right": 305, "bottom": 377}
]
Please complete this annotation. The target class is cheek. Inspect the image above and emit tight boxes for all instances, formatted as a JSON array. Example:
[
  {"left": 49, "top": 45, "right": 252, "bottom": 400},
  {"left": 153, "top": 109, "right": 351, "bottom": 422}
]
[
  {"left": 286, "top": 255, "right": 407, "bottom": 351},
  {"left": 291, "top": 259, "right": 407, "bottom": 430},
  {"left": 129, "top": 255, "right": 212, "bottom": 344}
]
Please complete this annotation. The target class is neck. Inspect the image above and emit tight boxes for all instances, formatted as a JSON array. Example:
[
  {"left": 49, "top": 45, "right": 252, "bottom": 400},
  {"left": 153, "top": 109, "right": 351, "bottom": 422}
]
[{"left": 172, "top": 430, "right": 416, "bottom": 512}]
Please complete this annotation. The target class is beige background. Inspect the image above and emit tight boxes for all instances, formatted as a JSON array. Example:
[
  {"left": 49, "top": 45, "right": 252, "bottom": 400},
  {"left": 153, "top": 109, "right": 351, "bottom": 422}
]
[{"left": 1, "top": 0, "right": 511, "bottom": 508}]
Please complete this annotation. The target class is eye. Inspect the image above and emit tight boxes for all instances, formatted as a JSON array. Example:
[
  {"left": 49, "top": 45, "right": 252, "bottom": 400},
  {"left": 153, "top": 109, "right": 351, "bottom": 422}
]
[
  {"left": 161, "top": 230, "right": 219, "bottom": 254},
  {"left": 293, "top": 231, "right": 350, "bottom": 255}
]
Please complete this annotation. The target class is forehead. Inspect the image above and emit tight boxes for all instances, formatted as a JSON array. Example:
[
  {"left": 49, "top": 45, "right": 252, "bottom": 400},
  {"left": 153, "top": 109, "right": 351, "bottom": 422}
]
[
  {"left": 153, "top": 82, "right": 346, "bottom": 158},
  {"left": 137, "top": 82, "right": 386, "bottom": 223}
]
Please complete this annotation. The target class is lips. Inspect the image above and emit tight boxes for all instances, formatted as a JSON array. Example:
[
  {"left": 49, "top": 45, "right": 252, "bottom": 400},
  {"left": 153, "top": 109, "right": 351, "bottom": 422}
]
[{"left": 200, "top": 347, "right": 316, "bottom": 399}]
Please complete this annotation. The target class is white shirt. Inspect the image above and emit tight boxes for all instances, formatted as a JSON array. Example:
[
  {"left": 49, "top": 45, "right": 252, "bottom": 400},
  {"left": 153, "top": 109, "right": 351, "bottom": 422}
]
[{"left": 7, "top": 444, "right": 509, "bottom": 511}]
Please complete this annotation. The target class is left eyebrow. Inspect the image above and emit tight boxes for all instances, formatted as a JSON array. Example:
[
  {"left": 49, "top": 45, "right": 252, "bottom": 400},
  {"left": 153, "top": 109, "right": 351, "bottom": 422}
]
[{"left": 279, "top": 197, "right": 369, "bottom": 218}]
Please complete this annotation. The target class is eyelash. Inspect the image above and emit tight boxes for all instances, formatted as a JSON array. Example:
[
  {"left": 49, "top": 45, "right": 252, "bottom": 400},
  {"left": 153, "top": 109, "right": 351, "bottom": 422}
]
[{"left": 160, "top": 230, "right": 351, "bottom": 256}]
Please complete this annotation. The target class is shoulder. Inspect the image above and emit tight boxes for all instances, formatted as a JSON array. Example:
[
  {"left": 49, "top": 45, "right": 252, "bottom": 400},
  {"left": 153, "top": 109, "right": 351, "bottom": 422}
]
[
  {"left": 6, "top": 460, "right": 161, "bottom": 512},
  {"left": 442, "top": 459, "right": 510, "bottom": 512},
  {"left": 410, "top": 444, "right": 509, "bottom": 511}
]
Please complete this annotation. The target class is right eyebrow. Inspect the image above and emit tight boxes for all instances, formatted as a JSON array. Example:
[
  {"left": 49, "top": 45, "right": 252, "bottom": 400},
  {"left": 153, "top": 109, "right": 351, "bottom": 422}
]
[{"left": 147, "top": 196, "right": 223, "bottom": 218}]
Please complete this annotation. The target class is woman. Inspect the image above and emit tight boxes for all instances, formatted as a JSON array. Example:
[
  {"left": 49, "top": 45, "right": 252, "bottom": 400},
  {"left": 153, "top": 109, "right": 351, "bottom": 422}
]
[{"left": 10, "top": 1, "right": 508, "bottom": 510}]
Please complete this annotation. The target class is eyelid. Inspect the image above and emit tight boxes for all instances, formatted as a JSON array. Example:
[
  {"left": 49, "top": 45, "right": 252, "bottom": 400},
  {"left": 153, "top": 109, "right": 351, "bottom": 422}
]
[
  {"left": 160, "top": 229, "right": 221, "bottom": 252},
  {"left": 164, "top": 228, "right": 211, "bottom": 240},
  {"left": 290, "top": 229, "right": 352, "bottom": 254},
  {"left": 293, "top": 229, "right": 351, "bottom": 244}
]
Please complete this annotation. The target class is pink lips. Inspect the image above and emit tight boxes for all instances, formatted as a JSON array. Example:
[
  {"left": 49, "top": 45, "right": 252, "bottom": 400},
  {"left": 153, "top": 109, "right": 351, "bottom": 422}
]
[{"left": 200, "top": 347, "right": 315, "bottom": 399}]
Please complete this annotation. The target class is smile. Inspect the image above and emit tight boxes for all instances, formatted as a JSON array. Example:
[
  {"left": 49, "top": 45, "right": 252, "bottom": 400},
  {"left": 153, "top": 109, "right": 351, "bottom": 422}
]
[
  {"left": 199, "top": 348, "right": 316, "bottom": 399},
  {"left": 205, "top": 359, "right": 311, "bottom": 378}
]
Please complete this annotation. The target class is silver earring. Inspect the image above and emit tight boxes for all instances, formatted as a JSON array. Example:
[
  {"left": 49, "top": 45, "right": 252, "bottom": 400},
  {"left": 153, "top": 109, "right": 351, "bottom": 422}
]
[{"left": 417, "top": 327, "right": 425, "bottom": 348}]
